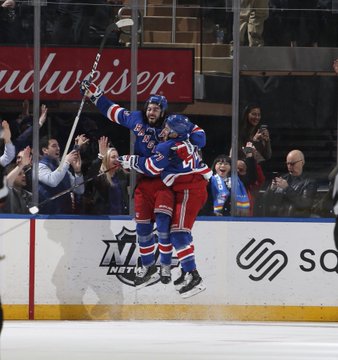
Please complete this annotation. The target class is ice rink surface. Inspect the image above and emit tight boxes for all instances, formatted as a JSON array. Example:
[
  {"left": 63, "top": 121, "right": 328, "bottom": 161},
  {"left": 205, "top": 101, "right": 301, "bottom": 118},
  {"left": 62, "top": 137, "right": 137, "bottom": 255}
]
[{"left": 2, "top": 320, "right": 338, "bottom": 360}]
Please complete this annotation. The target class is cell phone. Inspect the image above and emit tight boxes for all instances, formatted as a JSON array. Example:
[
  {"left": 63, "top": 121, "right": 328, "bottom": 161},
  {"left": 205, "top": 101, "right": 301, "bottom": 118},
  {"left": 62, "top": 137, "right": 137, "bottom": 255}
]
[
  {"left": 259, "top": 124, "right": 268, "bottom": 133},
  {"left": 243, "top": 147, "right": 253, "bottom": 154},
  {"left": 73, "top": 144, "right": 80, "bottom": 152},
  {"left": 272, "top": 171, "right": 279, "bottom": 178}
]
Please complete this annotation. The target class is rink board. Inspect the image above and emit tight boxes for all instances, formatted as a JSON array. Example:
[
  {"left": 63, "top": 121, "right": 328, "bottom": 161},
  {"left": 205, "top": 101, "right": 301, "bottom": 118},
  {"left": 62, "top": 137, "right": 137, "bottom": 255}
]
[{"left": 1, "top": 216, "right": 337, "bottom": 321}]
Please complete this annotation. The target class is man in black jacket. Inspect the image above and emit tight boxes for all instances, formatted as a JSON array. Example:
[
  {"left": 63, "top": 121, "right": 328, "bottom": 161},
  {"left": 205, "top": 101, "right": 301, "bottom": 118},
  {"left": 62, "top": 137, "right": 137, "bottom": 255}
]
[{"left": 263, "top": 149, "right": 318, "bottom": 217}]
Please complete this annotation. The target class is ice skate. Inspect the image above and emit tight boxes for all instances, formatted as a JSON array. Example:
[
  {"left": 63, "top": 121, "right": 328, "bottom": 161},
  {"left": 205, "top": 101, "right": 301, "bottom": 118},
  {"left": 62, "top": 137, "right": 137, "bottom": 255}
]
[
  {"left": 160, "top": 264, "right": 171, "bottom": 284},
  {"left": 173, "top": 269, "right": 186, "bottom": 291},
  {"left": 179, "top": 269, "right": 206, "bottom": 298},
  {"left": 134, "top": 264, "right": 160, "bottom": 289}
]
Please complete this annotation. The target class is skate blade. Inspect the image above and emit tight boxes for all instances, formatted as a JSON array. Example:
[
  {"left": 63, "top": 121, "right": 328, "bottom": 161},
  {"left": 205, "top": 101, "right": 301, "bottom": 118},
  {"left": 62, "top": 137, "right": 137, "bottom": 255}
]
[
  {"left": 180, "top": 282, "right": 206, "bottom": 299},
  {"left": 135, "top": 272, "right": 160, "bottom": 290}
]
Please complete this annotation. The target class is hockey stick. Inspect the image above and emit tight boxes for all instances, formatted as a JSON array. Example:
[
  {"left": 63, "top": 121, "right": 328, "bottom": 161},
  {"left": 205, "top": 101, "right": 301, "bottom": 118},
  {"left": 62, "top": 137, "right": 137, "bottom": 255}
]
[
  {"left": 58, "top": 18, "right": 134, "bottom": 171},
  {"left": 28, "top": 165, "right": 119, "bottom": 214}
]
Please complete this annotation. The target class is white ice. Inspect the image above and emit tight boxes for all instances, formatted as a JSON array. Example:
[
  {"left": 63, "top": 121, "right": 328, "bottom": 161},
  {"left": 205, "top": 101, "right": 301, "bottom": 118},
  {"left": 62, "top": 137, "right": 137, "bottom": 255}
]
[{"left": 2, "top": 320, "right": 338, "bottom": 360}]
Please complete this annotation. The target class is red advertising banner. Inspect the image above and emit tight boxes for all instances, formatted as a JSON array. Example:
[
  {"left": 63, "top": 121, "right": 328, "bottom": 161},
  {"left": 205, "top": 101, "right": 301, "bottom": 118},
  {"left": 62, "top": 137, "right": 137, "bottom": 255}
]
[{"left": 0, "top": 47, "right": 194, "bottom": 103}]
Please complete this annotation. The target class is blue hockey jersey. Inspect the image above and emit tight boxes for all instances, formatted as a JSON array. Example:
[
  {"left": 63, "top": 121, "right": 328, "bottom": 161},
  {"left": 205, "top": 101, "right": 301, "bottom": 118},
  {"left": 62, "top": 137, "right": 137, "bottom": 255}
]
[
  {"left": 132, "top": 139, "right": 212, "bottom": 186},
  {"left": 96, "top": 95, "right": 206, "bottom": 157}
]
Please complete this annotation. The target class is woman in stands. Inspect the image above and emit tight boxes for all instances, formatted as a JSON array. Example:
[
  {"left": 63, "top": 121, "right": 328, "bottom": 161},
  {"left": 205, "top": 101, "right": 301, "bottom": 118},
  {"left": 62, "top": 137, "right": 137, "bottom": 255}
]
[{"left": 239, "top": 102, "right": 272, "bottom": 164}]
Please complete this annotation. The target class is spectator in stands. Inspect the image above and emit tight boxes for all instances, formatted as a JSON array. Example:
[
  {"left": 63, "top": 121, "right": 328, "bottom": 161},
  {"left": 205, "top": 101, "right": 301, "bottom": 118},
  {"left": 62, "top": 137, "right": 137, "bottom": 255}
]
[
  {"left": 15, "top": 147, "right": 32, "bottom": 192},
  {"left": 286, "top": 0, "right": 319, "bottom": 47},
  {"left": 240, "top": 0, "right": 269, "bottom": 46},
  {"left": 13, "top": 103, "right": 48, "bottom": 153},
  {"left": 0, "top": 120, "right": 15, "bottom": 168},
  {"left": 239, "top": 103, "right": 272, "bottom": 164},
  {"left": 0, "top": 119, "right": 14, "bottom": 213},
  {"left": 202, "top": 0, "right": 233, "bottom": 44},
  {"left": 83, "top": 136, "right": 129, "bottom": 215},
  {"left": 2, "top": 146, "right": 32, "bottom": 213},
  {"left": 7, "top": 104, "right": 48, "bottom": 194},
  {"left": 264, "top": 0, "right": 320, "bottom": 47},
  {"left": 209, "top": 154, "right": 251, "bottom": 216},
  {"left": 76, "top": 117, "right": 102, "bottom": 174},
  {"left": 238, "top": 143, "right": 266, "bottom": 215},
  {"left": 89, "top": 0, "right": 123, "bottom": 46},
  {"left": 263, "top": 0, "right": 290, "bottom": 46},
  {"left": 263, "top": 149, "right": 318, "bottom": 217},
  {"left": 51, "top": 0, "right": 92, "bottom": 45},
  {"left": 38, "top": 136, "right": 84, "bottom": 214},
  {"left": 210, "top": 154, "right": 231, "bottom": 216},
  {"left": 9, "top": 99, "right": 29, "bottom": 139}
]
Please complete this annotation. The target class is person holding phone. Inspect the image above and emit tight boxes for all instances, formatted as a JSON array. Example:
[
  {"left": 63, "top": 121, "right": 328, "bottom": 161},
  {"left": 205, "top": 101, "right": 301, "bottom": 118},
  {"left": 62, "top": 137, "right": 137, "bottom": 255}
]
[
  {"left": 263, "top": 149, "right": 318, "bottom": 217},
  {"left": 239, "top": 103, "right": 272, "bottom": 164}
]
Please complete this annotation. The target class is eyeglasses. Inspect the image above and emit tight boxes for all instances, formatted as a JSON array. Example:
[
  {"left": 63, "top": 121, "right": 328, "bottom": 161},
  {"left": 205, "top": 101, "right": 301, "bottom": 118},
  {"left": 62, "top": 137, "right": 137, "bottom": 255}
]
[{"left": 286, "top": 159, "right": 302, "bottom": 166}]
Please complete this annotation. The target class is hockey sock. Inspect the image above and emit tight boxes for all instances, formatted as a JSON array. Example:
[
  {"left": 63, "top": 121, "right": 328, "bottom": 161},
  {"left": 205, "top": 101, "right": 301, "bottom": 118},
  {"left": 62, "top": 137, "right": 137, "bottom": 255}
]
[
  {"left": 155, "top": 213, "right": 172, "bottom": 266},
  {"left": 170, "top": 231, "right": 196, "bottom": 273},
  {"left": 136, "top": 223, "right": 155, "bottom": 267}
]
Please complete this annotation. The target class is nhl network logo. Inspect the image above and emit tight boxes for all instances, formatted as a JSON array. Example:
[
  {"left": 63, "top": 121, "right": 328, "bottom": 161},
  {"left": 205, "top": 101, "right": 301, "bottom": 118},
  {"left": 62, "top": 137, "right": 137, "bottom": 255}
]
[
  {"left": 236, "top": 238, "right": 288, "bottom": 281},
  {"left": 99, "top": 226, "right": 179, "bottom": 286}
]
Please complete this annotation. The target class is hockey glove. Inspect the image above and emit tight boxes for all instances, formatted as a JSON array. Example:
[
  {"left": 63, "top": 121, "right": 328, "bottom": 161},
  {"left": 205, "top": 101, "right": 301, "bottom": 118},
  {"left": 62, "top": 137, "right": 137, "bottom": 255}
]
[
  {"left": 117, "top": 155, "right": 140, "bottom": 171},
  {"left": 171, "top": 140, "right": 195, "bottom": 160},
  {"left": 80, "top": 80, "right": 103, "bottom": 105}
]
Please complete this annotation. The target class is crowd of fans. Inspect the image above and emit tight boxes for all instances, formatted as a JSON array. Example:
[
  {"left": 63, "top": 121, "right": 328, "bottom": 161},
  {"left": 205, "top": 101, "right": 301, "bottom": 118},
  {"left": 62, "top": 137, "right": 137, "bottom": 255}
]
[
  {"left": 0, "top": 96, "right": 332, "bottom": 218},
  {"left": 199, "top": 102, "right": 326, "bottom": 218},
  {"left": 0, "top": 101, "right": 131, "bottom": 215}
]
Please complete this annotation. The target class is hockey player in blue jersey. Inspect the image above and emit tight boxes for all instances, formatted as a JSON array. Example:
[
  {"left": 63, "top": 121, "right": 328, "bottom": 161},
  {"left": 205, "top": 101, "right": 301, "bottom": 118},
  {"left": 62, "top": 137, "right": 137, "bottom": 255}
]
[
  {"left": 80, "top": 80, "right": 206, "bottom": 290},
  {"left": 118, "top": 114, "right": 212, "bottom": 298}
]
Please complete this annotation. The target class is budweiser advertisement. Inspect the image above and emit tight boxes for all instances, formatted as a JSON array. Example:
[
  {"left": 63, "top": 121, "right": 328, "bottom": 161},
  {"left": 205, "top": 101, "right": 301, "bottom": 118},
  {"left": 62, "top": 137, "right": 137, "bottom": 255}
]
[{"left": 0, "top": 47, "right": 194, "bottom": 103}]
